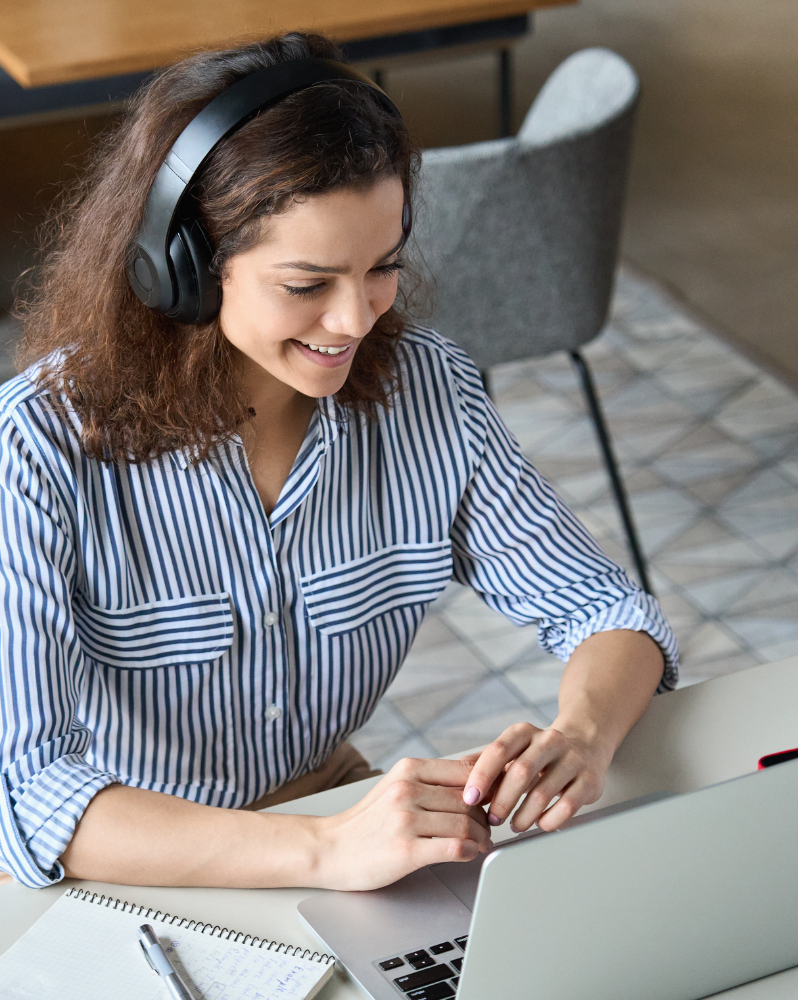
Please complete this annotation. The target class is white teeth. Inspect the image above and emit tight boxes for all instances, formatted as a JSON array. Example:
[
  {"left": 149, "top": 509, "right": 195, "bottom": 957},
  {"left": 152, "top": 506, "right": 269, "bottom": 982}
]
[{"left": 299, "top": 342, "right": 348, "bottom": 355}]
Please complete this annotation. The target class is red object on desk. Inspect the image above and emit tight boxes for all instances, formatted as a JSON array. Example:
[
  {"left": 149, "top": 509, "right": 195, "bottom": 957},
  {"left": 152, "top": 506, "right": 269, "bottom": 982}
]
[{"left": 758, "top": 747, "right": 798, "bottom": 770}]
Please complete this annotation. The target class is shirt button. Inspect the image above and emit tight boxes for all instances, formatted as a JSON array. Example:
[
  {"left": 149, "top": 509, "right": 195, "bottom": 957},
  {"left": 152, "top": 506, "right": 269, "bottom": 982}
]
[
  {"left": 265, "top": 704, "right": 282, "bottom": 721},
  {"left": 263, "top": 611, "right": 278, "bottom": 627}
]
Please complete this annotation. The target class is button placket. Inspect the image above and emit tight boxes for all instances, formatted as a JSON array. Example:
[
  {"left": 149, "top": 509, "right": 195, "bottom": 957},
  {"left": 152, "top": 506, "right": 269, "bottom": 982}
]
[{"left": 221, "top": 444, "right": 289, "bottom": 775}]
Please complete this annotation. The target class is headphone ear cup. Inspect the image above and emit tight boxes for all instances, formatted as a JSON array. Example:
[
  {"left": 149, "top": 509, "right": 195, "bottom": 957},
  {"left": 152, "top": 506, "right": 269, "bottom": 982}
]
[{"left": 165, "top": 220, "right": 221, "bottom": 325}]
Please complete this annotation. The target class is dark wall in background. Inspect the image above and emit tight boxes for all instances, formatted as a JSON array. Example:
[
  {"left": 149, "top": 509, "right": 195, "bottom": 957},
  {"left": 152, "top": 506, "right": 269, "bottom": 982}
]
[{"left": 0, "top": 113, "right": 117, "bottom": 315}]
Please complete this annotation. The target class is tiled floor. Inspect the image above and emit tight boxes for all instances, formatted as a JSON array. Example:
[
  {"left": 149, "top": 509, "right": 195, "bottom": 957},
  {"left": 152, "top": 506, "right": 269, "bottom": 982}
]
[{"left": 351, "top": 266, "right": 798, "bottom": 771}]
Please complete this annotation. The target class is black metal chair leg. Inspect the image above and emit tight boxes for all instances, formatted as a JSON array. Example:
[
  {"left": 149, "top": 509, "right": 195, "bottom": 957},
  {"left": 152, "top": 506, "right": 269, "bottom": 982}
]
[
  {"left": 569, "top": 351, "right": 654, "bottom": 595},
  {"left": 498, "top": 48, "right": 512, "bottom": 138}
]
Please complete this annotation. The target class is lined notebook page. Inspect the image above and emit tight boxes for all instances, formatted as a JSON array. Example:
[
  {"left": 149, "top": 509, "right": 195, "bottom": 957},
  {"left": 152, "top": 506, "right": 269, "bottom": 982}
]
[{"left": 0, "top": 890, "right": 333, "bottom": 999}]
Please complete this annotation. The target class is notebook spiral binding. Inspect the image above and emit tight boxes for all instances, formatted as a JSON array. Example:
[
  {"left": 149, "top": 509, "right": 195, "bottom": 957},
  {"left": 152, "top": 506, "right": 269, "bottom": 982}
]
[{"left": 65, "top": 887, "right": 334, "bottom": 965}]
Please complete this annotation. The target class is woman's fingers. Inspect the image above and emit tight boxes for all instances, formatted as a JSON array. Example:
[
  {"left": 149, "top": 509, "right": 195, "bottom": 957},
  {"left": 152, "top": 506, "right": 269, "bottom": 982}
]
[
  {"left": 535, "top": 773, "right": 602, "bottom": 832},
  {"left": 468, "top": 727, "right": 570, "bottom": 823},
  {"left": 535, "top": 791, "right": 580, "bottom": 832},
  {"left": 415, "top": 784, "right": 491, "bottom": 830},
  {"left": 388, "top": 755, "right": 476, "bottom": 789},
  {"left": 490, "top": 755, "right": 579, "bottom": 833},
  {"left": 381, "top": 777, "right": 490, "bottom": 833},
  {"left": 409, "top": 836, "right": 481, "bottom": 868},
  {"left": 510, "top": 765, "right": 604, "bottom": 833},
  {"left": 461, "top": 724, "right": 549, "bottom": 806},
  {"left": 505, "top": 758, "right": 581, "bottom": 831},
  {"left": 380, "top": 780, "right": 492, "bottom": 851},
  {"left": 463, "top": 726, "right": 606, "bottom": 832},
  {"left": 408, "top": 809, "right": 492, "bottom": 851}
]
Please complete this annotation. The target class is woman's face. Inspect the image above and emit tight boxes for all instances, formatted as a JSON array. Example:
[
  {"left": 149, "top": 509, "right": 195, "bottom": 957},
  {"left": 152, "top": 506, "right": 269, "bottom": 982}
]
[{"left": 219, "top": 174, "right": 405, "bottom": 399}]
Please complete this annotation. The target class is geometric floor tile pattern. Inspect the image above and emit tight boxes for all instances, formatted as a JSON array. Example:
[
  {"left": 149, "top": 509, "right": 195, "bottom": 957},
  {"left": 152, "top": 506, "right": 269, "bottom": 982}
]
[{"left": 351, "top": 265, "right": 798, "bottom": 771}]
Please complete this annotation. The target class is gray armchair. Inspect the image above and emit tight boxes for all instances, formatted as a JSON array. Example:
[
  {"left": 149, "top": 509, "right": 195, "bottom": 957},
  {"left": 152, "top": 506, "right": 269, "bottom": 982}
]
[{"left": 413, "top": 48, "right": 651, "bottom": 592}]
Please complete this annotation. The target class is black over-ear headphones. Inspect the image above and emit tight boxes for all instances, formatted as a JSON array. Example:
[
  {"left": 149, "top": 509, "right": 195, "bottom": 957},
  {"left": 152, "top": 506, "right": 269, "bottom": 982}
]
[{"left": 127, "top": 57, "right": 412, "bottom": 325}]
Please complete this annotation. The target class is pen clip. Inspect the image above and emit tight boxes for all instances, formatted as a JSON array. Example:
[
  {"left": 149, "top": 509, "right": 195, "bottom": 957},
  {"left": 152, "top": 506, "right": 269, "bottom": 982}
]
[{"left": 139, "top": 938, "right": 158, "bottom": 973}]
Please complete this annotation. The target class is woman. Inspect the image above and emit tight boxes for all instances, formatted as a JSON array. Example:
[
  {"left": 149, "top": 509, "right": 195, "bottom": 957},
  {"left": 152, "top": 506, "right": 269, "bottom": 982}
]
[{"left": 0, "top": 33, "right": 677, "bottom": 891}]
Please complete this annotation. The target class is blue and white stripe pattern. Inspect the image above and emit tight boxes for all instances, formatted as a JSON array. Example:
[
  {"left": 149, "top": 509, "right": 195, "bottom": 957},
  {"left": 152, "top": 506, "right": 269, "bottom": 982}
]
[{"left": 0, "top": 327, "right": 678, "bottom": 887}]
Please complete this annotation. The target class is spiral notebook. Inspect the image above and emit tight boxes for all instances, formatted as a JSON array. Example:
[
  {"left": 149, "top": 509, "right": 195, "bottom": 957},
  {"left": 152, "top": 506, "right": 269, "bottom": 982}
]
[{"left": 0, "top": 886, "right": 334, "bottom": 999}]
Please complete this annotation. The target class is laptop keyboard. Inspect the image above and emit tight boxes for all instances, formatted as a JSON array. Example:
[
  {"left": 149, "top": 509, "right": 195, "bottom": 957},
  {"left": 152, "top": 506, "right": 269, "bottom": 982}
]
[{"left": 375, "top": 936, "right": 467, "bottom": 998}]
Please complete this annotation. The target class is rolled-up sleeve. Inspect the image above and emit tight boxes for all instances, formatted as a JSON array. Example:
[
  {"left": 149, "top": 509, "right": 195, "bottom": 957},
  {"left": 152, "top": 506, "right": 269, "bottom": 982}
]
[
  {"left": 447, "top": 349, "right": 678, "bottom": 691},
  {"left": 0, "top": 412, "right": 117, "bottom": 887}
]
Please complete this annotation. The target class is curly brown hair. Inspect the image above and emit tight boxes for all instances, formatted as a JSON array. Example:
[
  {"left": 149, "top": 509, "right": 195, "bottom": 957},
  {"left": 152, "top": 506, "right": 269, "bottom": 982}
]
[{"left": 16, "top": 32, "right": 421, "bottom": 463}]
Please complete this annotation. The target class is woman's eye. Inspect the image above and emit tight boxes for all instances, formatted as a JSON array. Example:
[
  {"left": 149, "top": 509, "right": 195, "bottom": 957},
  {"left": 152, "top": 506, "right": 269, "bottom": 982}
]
[
  {"left": 283, "top": 260, "right": 403, "bottom": 297},
  {"left": 374, "top": 261, "right": 404, "bottom": 278},
  {"left": 284, "top": 283, "right": 325, "bottom": 297}
]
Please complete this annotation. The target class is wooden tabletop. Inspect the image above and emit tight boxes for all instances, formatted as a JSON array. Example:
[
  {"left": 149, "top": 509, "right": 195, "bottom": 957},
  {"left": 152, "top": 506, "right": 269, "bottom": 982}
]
[{"left": 0, "top": 0, "right": 573, "bottom": 88}]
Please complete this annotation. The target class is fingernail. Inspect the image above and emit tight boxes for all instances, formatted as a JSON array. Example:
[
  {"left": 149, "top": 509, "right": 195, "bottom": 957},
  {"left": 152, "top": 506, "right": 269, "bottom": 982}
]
[
  {"left": 463, "top": 786, "right": 480, "bottom": 805},
  {"left": 488, "top": 813, "right": 502, "bottom": 826}
]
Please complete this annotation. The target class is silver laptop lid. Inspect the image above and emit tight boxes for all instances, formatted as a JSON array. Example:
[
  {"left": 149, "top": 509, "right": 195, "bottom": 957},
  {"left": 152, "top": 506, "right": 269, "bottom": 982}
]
[{"left": 460, "top": 758, "right": 798, "bottom": 1000}]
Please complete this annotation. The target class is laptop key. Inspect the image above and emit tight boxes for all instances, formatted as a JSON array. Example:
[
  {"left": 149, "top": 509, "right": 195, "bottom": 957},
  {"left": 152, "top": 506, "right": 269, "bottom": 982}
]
[
  {"left": 454, "top": 935, "right": 468, "bottom": 950},
  {"left": 405, "top": 949, "right": 434, "bottom": 969},
  {"left": 450, "top": 957, "right": 463, "bottom": 973},
  {"left": 429, "top": 941, "right": 454, "bottom": 955},
  {"left": 406, "top": 984, "right": 456, "bottom": 1000},
  {"left": 451, "top": 977, "right": 459, "bottom": 989},
  {"left": 379, "top": 957, "right": 405, "bottom": 971},
  {"left": 394, "top": 964, "right": 453, "bottom": 992}
]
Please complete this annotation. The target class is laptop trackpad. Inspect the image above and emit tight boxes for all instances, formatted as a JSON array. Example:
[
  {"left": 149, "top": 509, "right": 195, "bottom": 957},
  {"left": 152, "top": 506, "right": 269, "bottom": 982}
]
[
  {"left": 428, "top": 854, "right": 486, "bottom": 911},
  {"left": 428, "top": 827, "right": 548, "bottom": 910}
]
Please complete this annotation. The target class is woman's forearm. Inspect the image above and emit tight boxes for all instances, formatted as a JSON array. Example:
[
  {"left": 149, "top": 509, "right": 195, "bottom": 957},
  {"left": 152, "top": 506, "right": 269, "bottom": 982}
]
[
  {"left": 60, "top": 784, "right": 323, "bottom": 887},
  {"left": 59, "top": 757, "right": 492, "bottom": 890},
  {"left": 552, "top": 628, "right": 665, "bottom": 758}
]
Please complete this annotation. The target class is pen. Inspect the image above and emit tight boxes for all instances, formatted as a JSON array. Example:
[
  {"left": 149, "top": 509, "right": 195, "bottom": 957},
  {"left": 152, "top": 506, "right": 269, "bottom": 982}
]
[{"left": 138, "top": 924, "right": 194, "bottom": 1000}]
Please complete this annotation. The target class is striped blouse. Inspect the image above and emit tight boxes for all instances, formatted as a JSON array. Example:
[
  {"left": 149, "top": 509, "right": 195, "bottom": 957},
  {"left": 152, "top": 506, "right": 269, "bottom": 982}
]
[{"left": 0, "top": 327, "right": 678, "bottom": 888}]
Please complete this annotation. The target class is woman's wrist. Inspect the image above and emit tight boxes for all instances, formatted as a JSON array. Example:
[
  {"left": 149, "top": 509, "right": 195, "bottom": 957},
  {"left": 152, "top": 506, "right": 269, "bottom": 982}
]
[
  {"left": 551, "top": 630, "right": 665, "bottom": 764},
  {"left": 248, "top": 811, "right": 327, "bottom": 888},
  {"left": 549, "top": 710, "right": 616, "bottom": 770}
]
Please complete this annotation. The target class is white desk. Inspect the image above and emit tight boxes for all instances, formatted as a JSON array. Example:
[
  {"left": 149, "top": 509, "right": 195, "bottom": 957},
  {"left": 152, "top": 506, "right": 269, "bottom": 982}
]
[{"left": 2, "top": 655, "right": 798, "bottom": 998}]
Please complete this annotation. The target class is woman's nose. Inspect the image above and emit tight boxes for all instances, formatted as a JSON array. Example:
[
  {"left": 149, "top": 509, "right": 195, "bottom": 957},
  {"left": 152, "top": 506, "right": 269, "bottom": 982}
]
[{"left": 321, "top": 283, "right": 376, "bottom": 338}]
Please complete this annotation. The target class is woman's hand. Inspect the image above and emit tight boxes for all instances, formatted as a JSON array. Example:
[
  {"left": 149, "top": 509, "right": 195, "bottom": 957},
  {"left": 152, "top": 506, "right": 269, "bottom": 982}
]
[
  {"left": 460, "top": 722, "right": 613, "bottom": 834},
  {"left": 314, "top": 757, "right": 492, "bottom": 891},
  {"left": 460, "top": 631, "right": 666, "bottom": 834}
]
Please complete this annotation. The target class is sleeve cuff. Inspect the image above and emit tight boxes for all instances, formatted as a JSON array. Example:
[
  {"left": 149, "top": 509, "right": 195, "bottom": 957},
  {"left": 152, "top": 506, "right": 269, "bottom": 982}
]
[
  {"left": 537, "top": 591, "right": 680, "bottom": 691},
  {"left": 1, "top": 756, "right": 118, "bottom": 887}
]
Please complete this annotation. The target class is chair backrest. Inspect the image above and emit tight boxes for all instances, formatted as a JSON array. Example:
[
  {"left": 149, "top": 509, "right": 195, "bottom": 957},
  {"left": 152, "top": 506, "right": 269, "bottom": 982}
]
[{"left": 412, "top": 48, "right": 640, "bottom": 369}]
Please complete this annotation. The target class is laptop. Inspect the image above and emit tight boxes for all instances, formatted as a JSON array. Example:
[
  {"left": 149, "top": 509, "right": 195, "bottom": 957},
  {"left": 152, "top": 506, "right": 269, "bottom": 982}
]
[{"left": 298, "top": 758, "right": 798, "bottom": 1000}]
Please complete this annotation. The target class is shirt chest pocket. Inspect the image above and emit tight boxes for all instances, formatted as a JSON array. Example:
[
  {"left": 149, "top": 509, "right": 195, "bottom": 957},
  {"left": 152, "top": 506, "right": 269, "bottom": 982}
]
[
  {"left": 300, "top": 540, "right": 453, "bottom": 636},
  {"left": 74, "top": 592, "right": 235, "bottom": 669}
]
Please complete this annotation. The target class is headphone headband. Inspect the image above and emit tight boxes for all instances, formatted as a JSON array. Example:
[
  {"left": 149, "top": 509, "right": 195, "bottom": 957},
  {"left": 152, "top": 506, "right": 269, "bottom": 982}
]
[{"left": 127, "top": 57, "right": 409, "bottom": 322}]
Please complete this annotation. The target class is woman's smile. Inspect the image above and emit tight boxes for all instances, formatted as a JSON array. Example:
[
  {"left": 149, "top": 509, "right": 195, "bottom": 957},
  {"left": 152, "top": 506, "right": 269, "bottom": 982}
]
[{"left": 291, "top": 338, "right": 357, "bottom": 367}]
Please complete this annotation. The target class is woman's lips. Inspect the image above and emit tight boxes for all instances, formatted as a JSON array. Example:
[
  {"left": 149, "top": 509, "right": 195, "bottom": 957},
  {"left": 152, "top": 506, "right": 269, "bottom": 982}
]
[{"left": 292, "top": 340, "right": 355, "bottom": 368}]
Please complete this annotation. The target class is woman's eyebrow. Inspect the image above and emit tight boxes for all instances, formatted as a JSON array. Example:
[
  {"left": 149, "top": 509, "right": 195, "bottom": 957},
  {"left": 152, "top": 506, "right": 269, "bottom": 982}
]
[
  {"left": 378, "top": 233, "right": 405, "bottom": 261},
  {"left": 274, "top": 235, "right": 405, "bottom": 275},
  {"left": 275, "top": 261, "right": 350, "bottom": 274}
]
